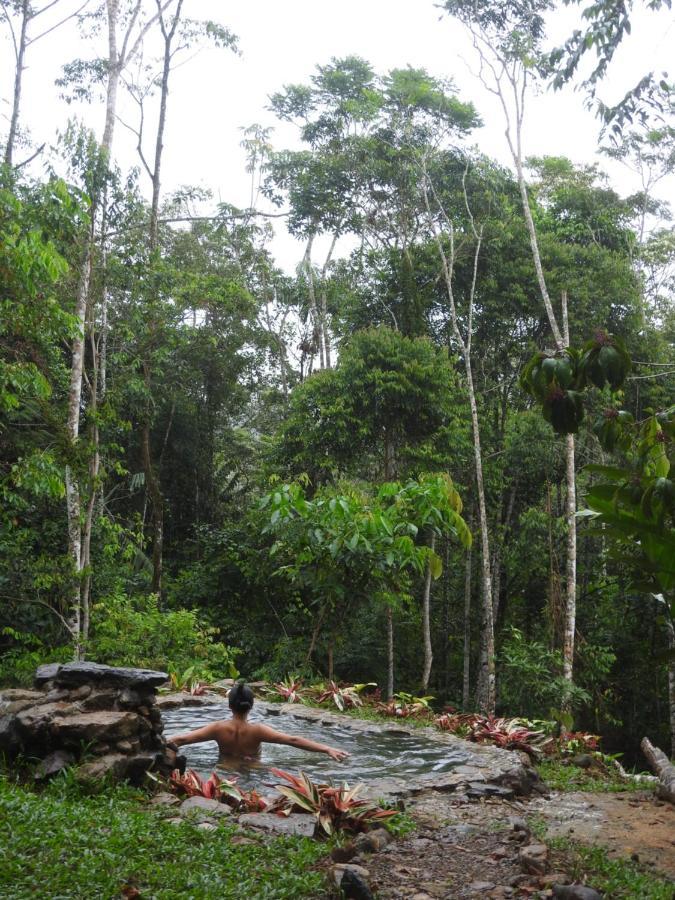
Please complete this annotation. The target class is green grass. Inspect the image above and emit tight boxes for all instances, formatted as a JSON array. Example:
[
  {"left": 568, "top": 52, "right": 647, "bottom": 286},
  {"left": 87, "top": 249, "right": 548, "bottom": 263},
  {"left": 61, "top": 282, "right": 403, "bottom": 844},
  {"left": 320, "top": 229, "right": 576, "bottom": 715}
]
[
  {"left": 548, "top": 836, "right": 674, "bottom": 900},
  {"left": 0, "top": 777, "right": 329, "bottom": 900},
  {"left": 537, "top": 759, "right": 652, "bottom": 793}
]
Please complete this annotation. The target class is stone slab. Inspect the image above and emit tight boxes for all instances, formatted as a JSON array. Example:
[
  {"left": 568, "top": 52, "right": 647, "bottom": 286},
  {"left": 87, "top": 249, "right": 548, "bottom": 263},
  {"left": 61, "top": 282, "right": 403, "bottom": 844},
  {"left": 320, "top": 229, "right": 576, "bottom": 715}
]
[
  {"left": 180, "top": 796, "right": 232, "bottom": 818},
  {"left": 49, "top": 662, "right": 168, "bottom": 689},
  {"left": 239, "top": 812, "right": 317, "bottom": 837}
]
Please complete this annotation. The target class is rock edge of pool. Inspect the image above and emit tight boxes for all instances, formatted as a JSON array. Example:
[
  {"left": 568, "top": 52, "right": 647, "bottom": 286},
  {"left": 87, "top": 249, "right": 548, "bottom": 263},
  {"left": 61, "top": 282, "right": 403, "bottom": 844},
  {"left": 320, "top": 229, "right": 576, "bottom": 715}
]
[{"left": 160, "top": 692, "right": 543, "bottom": 801}]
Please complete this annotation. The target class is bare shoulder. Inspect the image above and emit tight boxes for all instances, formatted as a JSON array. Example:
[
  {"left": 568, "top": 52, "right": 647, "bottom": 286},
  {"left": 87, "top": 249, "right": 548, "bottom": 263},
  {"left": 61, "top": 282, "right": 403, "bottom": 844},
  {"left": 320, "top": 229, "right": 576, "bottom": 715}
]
[{"left": 252, "top": 722, "right": 286, "bottom": 741}]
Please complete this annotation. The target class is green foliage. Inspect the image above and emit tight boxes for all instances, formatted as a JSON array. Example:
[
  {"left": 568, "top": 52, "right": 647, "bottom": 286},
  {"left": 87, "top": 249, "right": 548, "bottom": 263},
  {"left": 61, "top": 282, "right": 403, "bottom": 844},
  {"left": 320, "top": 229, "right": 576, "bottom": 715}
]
[
  {"left": 87, "top": 593, "right": 240, "bottom": 679},
  {"left": 499, "top": 627, "right": 590, "bottom": 720},
  {"left": 536, "top": 759, "right": 647, "bottom": 794},
  {"left": 0, "top": 629, "right": 71, "bottom": 687},
  {"left": 0, "top": 779, "right": 329, "bottom": 899}
]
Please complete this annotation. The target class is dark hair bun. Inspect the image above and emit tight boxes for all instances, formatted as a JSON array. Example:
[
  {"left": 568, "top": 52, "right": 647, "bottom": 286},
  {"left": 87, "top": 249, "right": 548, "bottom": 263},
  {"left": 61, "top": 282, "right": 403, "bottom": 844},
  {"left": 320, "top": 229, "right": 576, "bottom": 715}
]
[{"left": 228, "top": 681, "right": 255, "bottom": 713}]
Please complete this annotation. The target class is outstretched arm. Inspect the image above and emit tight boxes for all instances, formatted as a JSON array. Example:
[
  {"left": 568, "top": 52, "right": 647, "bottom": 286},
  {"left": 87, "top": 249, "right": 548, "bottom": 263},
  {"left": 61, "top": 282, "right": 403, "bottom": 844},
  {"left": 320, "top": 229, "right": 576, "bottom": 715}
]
[
  {"left": 168, "top": 723, "right": 219, "bottom": 748},
  {"left": 257, "top": 725, "right": 349, "bottom": 761}
]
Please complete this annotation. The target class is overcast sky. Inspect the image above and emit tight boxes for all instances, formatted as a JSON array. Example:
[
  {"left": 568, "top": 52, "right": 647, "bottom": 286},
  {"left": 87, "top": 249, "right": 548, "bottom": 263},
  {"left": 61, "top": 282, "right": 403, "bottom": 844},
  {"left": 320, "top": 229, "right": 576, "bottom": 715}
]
[{"left": 2, "top": 0, "right": 674, "bottom": 270}]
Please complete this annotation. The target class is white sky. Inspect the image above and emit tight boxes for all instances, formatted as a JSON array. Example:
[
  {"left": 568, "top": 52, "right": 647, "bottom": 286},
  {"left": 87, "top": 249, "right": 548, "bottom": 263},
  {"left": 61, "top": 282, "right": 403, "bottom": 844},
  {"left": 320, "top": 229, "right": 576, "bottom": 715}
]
[{"left": 2, "top": 0, "right": 674, "bottom": 270}]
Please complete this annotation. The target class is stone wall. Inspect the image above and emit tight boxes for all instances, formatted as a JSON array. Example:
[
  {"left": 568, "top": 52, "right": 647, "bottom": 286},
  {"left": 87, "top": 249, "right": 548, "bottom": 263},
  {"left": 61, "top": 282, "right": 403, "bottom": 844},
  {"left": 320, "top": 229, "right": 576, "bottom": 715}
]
[{"left": 0, "top": 662, "right": 185, "bottom": 784}]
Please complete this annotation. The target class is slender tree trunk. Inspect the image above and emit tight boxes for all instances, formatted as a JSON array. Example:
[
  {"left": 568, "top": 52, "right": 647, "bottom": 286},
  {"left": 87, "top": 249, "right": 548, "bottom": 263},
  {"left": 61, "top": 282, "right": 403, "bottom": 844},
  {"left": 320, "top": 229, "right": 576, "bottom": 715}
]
[
  {"left": 666, "top": 615, "right": 675, "bottom": 759},
  {"left": 462, "top": 538, "right": 473, "bottom": 710},
  {"left": 4, "top": 1, "right": 29, "bottom": 167},
  {"left": 138, "top": 0, "right": 183, "bottom": 595},
  {"left": 466, "top": 364, "right": 495, "bottom": 714},
  {"left": 302, "top": 234, "right": 324, "bottom": 370},
  {"left": 386, "top": 606, "right": 394, "bottom": 701},
  {"left": 421, "top": 532, "right": 436, "bottom": 691},
  {"left": 319, "top": 234, "right": 338, "bottom": 368}
]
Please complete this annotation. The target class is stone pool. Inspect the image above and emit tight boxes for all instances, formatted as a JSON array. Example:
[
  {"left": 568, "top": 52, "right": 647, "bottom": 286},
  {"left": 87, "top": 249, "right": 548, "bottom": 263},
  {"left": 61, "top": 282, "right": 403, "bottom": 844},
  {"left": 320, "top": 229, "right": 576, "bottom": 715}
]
[{"left": 161, "top": 700, "right": 534, "bottom": 799}]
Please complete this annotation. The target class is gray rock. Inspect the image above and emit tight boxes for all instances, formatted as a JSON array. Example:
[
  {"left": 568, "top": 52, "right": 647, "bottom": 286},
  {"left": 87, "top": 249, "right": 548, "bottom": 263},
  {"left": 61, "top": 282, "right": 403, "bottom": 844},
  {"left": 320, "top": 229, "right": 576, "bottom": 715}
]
[
  {"left": 353, "top": 828, "right": 392, "bottom": 853},
  {"left": 571, "top": 754, "right": 595, "bottom": 769},
  {"left": 34, "top": 663, "right": 62, "bottom": 686},
  {"left": 76, "top": 753, "right": 129, "bottom": 782},
  {"left": 331, "top": 864, "right": 373, "bottom": 900},
  {"left": 34, "top": 750, "right": 75, "bottom": 781},
  {"left": 53, "top": 662, "right": 168, "bottom": 689},
  {"left": 467, "top": 781, "right": 514, "bottom": 799},
  {"left": 239, "top": 812, "right": 316, "bottom": 837},
  {"left": 150, "top": 791, "right": 179, "bottom": 806},
  {"left": 50, "top": 710, "right": 148, "bottom": 745},
  {"left": 468, "top": 882, "right": 496, "bottom": 894},
  {"left": 179, "top": 797, "right": 232, "bottom": 818},
  {"left": 519, "top": 843, "right": 549, "bottom": 875},
  {"left": 68, "top": 685, "right": 92, "bottom": 701},
  {"left": 552, "top": 886, "right": 602, "bottom": 900},
  {"left": 196, "top": 821, "right": 218, "bottom": 831}
]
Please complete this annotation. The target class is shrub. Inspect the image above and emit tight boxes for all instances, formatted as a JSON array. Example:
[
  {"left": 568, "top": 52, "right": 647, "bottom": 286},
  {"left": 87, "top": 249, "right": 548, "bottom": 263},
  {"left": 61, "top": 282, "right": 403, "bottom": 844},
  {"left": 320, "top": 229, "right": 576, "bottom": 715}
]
[
  {"left": 88, "top": 592, "right": 240, "bottom": 679},
  {"left": 498, "top": 626, "right": 590, "bottom": 720}
]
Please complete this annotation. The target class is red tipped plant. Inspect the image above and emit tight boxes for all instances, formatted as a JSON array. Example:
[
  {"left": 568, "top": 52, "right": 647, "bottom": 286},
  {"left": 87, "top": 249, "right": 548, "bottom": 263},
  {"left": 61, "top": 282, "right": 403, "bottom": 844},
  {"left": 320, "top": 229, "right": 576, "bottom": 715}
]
[
  {"left": 168, "top": 768, "right": 225, "bottom": 800},
  {"left": 268, "top": 767, "right": 398, "bottom": 835},
  {"left": 219, "top": 779, "right": 269, "bottom": 812}
]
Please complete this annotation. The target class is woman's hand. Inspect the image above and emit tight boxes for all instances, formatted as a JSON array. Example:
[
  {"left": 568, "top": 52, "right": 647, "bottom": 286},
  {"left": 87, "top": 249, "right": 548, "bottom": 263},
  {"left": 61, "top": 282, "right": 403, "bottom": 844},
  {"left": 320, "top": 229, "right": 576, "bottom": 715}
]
[{"left": 327, "top": 747, "right": 349, "bottom": 761}]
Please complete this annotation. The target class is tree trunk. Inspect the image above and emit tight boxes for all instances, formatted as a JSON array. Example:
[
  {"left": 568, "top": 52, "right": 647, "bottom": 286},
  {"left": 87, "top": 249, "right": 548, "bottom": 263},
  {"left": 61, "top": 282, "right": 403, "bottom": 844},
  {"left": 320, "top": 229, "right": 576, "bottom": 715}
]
[
  {"left": 386, "top": 605, "right": 394, "bottom": 701},
  {"left": 141, "top": 0, "right": 184, "bottom": 593},
  {"left": 466, "top": 363, "right": 496, "bottom": 715},
  {"left": 666, "top": 616, "right": 675, "bottom": 760},
  {"left": 302, "top": 234, "right": 324, "bottom": 370},
  {"left": 421, "top": 532, "right": 436, "bottom": 691},
  {"left": 641, "top": 737, "right": 675, "bottom": 804},
  {"left": 141, "top": 417, "right": 164, "bottom": 595},
  {"left": 462, "top": 540, "right": 472, "bottom": 710},
  {"left": 562, "top": 433, "right": 577, "bottom": 684},
  {"left": 4, "top": 0, "right": 29, "bottom": 167}
]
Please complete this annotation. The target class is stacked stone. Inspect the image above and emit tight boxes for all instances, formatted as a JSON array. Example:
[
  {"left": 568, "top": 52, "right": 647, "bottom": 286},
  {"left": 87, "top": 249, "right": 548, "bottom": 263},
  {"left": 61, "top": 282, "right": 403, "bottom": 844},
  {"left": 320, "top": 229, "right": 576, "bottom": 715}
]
[{"left": 0, "top": 662, "right": 185, "bottom": 785}]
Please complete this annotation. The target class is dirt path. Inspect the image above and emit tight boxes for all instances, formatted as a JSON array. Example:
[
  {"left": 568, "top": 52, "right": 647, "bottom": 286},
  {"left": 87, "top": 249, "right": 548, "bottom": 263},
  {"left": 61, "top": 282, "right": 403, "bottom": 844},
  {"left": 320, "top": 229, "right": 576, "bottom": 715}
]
[
  {"left": 529, "top": 790, "right": 675, "bottom": 878},
  {"left": 363, "top": 789, "right": 675, "bottom": 898}
]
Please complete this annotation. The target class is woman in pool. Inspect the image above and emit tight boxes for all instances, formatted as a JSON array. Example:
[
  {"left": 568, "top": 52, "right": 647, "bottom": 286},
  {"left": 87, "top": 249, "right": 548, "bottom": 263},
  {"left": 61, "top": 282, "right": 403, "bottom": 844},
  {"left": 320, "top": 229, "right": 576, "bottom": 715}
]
[{"left": 167, "top": 681, "right": 350, "bottom": 763}]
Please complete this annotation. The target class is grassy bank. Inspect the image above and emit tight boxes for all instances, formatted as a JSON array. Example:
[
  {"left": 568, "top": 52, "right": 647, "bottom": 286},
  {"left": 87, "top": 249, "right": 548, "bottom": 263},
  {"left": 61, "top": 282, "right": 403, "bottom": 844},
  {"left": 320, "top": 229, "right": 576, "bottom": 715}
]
[{"left": 0, "top": 777, "right": 329, "bottom": 900}]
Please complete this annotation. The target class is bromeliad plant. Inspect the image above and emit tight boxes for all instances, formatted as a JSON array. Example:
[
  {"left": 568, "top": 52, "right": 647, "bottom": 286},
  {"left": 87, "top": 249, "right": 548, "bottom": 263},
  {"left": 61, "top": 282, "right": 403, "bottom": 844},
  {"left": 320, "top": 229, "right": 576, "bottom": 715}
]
[
  {"left": 377, "top": 692, "right": 435, "bottom": 719},
  {"left": 167, "top": 768, "right": 225, "bottom": 800},
  {"left": 219, "top": 779, "right": 269, "bottom": 812},
  {"left": 435, "top": 714, "right": 545, "bottom": 758},
  {"left": 311, "top": 681, "right": 376, "bottom": 711},
  {"left": 268, "top": 768, "right": 398, "bottom": 835},
  {"left": 262, "top": 676, "right": 308, "bottom": 704}
]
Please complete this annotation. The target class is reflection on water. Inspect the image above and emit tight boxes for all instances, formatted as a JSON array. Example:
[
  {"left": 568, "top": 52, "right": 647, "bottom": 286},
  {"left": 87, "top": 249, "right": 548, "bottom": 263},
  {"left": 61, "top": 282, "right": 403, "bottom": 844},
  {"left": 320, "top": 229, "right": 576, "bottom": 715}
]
[{"left": 162, "top": 703, "right": 470, "bottom": 788}]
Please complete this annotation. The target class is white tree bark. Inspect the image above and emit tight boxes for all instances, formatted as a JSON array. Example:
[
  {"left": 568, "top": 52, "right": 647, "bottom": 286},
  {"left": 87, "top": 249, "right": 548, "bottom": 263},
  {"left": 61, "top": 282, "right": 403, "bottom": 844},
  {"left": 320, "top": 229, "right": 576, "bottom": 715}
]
[
  {"left": 421, "top": 532, "right": 436, "bottom": 691},
  {"left": 422, "top": 170, "right": 495, "bottom": 713}
]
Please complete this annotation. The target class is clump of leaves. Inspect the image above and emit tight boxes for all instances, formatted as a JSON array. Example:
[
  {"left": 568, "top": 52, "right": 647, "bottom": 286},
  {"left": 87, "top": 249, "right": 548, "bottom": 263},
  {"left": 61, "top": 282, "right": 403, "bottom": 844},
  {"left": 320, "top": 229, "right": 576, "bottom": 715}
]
[
  {"left": 268, "top": 768, "right": 398, "bottom": 835},
  {"left": 262, "top": 675, "right": 307, "bottom": 704},
  {"left": 169, "top": 666, "right": 208, "bottom": 695},
  {"left": 310, "top": 680, "right": 376, "bottom": 711},
  {"left": 377, "top": 692, "right": 434, "bottom": 718},
  {"left": 167, "top": 768, "right": 225, "bottom": 801},
  {"left": 435, "top": 713, "right": 544, "bottom": 757},
  {"left": 219, "top": 779, "right": 269, "bottom": 812}
]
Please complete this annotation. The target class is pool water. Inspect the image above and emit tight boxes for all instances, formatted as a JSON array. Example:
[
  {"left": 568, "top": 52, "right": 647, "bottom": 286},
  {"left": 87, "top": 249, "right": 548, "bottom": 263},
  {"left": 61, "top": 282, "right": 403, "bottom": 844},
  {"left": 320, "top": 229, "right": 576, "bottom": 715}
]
[{"left": 161, "top": 703, "right": 471, "bottom": 788}]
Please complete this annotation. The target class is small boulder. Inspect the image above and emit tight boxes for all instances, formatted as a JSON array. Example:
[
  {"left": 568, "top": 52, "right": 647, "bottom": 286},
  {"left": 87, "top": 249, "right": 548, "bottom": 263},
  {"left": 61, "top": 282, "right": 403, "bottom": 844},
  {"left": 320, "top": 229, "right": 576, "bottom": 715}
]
[
  {"left": 331, "top": 864, "right": 373, "bottom": 900},
  {"left": 468, "top": 883, "right": 496, "bottom": 894},
  {"left": 50, "top": 710, "right": 148, "bottom": 745},
  {"left": 519, "top": 843, "right": 549, "bottom": 875},
  {"left": 53, "top": 662, "right": 167, "bottom": 690},
  {"left": 552, "top": 886, "right": 602, "bottom": 900},
  {"left": 34, "top": 750, "right": 75, "bottom": 781},
  {"left": 353, "top": 828, "right": 392, "bottom": 854},
  {"left": 238, "top": 812, "right": 316, "bottom": 837},
  {"left": 179, "top": 797, "right": 232, "bottom": 818}
]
